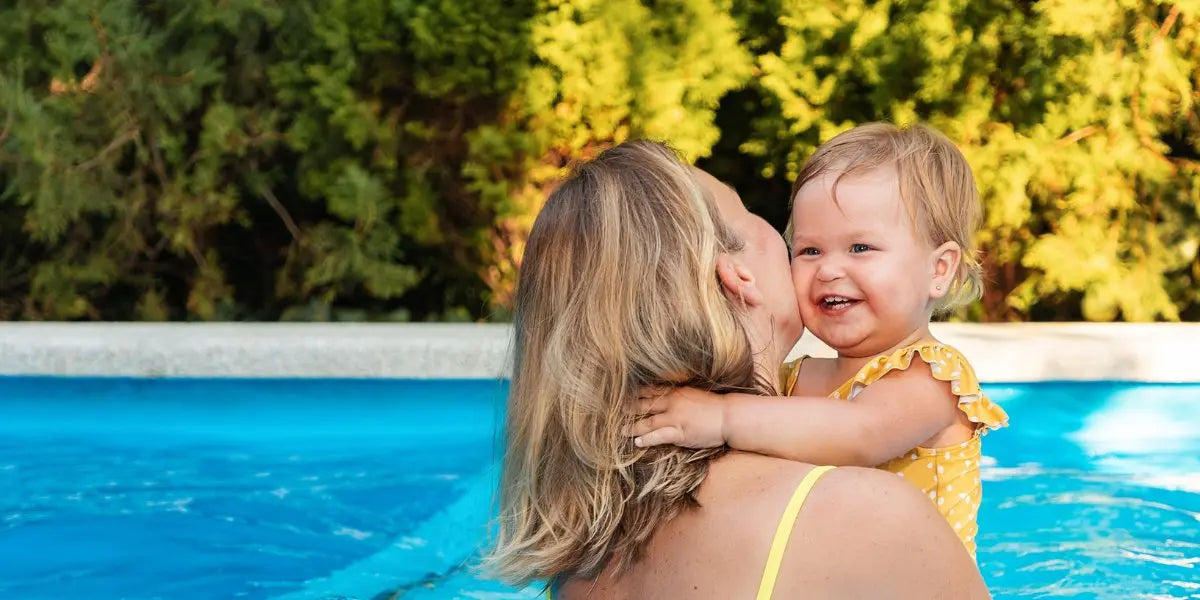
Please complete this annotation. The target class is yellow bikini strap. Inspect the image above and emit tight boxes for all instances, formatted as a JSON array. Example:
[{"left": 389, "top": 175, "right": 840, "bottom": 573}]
[{"left": 756, "top": 465, "right": 836, "bottom": 600}]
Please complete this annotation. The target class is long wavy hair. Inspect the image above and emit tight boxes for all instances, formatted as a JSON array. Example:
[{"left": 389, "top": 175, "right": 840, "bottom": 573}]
[{"left": 486, "top": 140, "right": 772, "bottom": 586}]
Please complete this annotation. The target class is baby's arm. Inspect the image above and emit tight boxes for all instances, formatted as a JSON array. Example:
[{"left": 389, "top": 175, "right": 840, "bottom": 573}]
[{"left": 630, "top": 361, "right": 961, "bottom": 466}]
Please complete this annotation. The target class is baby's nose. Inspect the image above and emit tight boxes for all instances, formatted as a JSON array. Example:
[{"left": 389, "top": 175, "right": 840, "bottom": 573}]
[{"left": 815, "top": 256, "right": 846, "bottom": 281}]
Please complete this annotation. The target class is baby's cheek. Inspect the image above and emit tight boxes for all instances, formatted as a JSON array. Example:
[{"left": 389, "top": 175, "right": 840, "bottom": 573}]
[
  {"left": 792, "top": 286, "right": 817, "bottom": 324},
  {"left": 789, "top": 262, "right": 811, "bottom": 299}
]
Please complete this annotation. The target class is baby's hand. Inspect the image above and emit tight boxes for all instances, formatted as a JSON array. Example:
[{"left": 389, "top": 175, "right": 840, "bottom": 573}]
[{"left": 627, "top": 387, "right": 727, "bottom": 449}]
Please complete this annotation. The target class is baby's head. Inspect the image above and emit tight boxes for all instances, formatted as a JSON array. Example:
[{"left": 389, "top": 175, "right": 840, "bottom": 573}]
[{"left": 787, "top": 122, "right": 982, "bottom": 356}]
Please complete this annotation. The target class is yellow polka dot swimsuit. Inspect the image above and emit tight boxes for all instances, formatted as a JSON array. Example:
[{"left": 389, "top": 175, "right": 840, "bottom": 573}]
[{"left": 780, "top": 340, "right": 1008, "bottom": 556}]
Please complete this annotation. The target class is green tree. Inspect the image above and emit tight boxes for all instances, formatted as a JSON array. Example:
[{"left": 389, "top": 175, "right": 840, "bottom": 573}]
[
  {"left": 718, "top": 0, "right": 1200, "bottom": 321},
  {"left": 2, "top": 0, "right": 1197, "bottom": 322},
  {"left": 469, "top": 0, "right": 753, "bottom": 305},
  {"left": 0, "top": 0, "right": 751, "bottom": 321}
]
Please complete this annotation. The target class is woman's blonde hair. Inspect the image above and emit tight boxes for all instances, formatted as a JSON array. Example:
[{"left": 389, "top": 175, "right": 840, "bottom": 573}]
[
  {"left": 487, "top": 140, "right": 771, "bottom": 586},
  {"left": 788, "top": 122, "right": 984, "bottom": 313}
]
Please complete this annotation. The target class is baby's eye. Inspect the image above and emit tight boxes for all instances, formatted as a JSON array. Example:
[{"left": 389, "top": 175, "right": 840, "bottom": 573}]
[
  {"left": 850, "top": 243, "right": 871, "bottom": 253},
  {"left": 797, "top": 247, "right": 820, "bottom": 257}
]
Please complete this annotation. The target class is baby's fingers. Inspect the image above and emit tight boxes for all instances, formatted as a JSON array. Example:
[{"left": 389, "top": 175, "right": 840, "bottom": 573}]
[
  {"left": 633, "top": 394, "right": 670, "bottom": 415},
  {"left": 633, "top": 426, "right": 684, "bottom": 448},
  {"left": 625, "top": 414, "right": 670, "bottom": 438}
]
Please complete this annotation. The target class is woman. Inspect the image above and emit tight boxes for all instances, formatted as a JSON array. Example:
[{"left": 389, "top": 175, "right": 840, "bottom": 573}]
[{"left": 488, "top": 140, "right": 989, "bottom": 598}]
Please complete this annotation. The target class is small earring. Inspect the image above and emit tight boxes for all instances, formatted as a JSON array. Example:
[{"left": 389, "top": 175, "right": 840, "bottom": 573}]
[{"left": 935, "top": 285, "right": 942, "bottom": 291}]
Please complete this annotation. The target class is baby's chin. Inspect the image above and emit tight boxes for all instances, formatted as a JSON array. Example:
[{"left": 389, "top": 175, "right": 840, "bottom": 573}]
[{"left": 804, "top": 321, "right": 874, "bottom": 356}]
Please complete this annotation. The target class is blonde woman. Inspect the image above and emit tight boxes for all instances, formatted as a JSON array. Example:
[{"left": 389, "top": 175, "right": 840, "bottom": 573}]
[{"left": 488, "top": 140, "right": 989, "bottom": 599}]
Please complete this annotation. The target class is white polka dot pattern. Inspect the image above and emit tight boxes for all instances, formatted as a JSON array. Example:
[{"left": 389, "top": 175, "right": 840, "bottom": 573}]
[{"left": 778, "top": 340, "right": 1011, "bottom": 557}]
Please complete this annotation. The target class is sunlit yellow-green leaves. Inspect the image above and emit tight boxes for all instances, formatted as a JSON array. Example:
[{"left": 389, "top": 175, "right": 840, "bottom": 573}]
[
  {"left": 744, "top": 0, "right": 1199, "bottom": 321},
  {"left": 0, "top": 0, "right": 1196, "bottom": 321}
]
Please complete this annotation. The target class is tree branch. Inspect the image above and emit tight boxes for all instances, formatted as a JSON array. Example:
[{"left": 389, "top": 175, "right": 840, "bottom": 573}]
[
  {"left": 260, "top": 186, "right": 303, "bottom": 242},
  {"left": 75, "top": 128, "right": 139, "bottom": 172},
  {"left": 1157, "top": 5, "right": 1181, "bottom": 42},
  {"left": 1054, "top": 125, "right": 1101, "bottom": 147}
]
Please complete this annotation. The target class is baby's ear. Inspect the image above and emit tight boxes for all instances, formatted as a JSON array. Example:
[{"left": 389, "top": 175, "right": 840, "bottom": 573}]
[
  {"left": 929, "top": 241, "right": 962, "bottom": 300},
  {"left": 716, "top": 254, "right": 764, "bottom": 307}
]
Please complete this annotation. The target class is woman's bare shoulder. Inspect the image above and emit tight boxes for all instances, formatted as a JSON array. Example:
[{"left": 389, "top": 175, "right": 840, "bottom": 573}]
[
  {"left": 706, "top": 453, "right": 902, "bottom": 504},
  {"left": 706, "top": 457, "right": 988, "bottom": 597},
  {"left": 781, "top": 466, "right": 991, "bottom": 597},
  {"left": 808, "top": 464, "right": 927, "bottom": 508},
  {"left": 566, "top": 456, "right": 987, "bottom": 599},
  {"left": 700, "top": 451, "right": 830, "bottom": 506}
]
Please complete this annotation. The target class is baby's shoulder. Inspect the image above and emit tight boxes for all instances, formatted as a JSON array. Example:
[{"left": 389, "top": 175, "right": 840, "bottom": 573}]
[
  {"left": 786, "top": 356, "right": 839, "bottom": 396},
  {"left": 857, "top": 340, "right": 1008, "bottom": 431},
  {"left": 856, "top": 340, "right": 979, "bottom": 385}
]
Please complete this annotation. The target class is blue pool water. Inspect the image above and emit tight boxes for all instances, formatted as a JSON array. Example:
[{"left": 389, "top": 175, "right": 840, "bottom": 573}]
[{"left": 2, "top": 378, "right": 1198, "bottom": 599}]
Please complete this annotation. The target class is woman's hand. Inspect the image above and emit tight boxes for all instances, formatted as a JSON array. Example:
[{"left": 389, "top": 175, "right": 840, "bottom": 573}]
[{"left": 627, "top": 387, "right": 728, "bottom": 448}]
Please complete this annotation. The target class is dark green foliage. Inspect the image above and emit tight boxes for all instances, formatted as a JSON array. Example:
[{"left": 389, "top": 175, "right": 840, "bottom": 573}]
[{"left": 1, "top": 1, "right": 1197, "bottom": 321}]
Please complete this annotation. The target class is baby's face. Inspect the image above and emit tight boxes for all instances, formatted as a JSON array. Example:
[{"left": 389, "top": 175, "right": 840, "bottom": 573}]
[{"left": 789, "top": 166, "right": 938, "bottom": 357}]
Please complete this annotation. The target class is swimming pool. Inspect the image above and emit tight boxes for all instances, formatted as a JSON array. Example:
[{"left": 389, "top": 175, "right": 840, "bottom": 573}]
[{"left": 3, "top": 378, "right": 1198, "bottom": 599}]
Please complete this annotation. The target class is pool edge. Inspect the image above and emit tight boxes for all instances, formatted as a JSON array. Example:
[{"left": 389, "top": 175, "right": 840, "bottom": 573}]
[{"left": 0, "top": 322, "right": 1197, "bottom": 383}]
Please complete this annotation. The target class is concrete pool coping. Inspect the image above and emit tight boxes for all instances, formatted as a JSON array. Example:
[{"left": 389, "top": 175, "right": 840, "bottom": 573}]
[{"left": 0, "top": 322, "right": 1196, "bottom": 382}]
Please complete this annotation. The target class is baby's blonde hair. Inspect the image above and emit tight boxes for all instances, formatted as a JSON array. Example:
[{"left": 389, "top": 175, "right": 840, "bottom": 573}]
[
  {"left": 486, "top": 140, "right": 771, "bottom": 586},
  {"left": 788, "top": 122, "right": 984, "bottom": 313}
]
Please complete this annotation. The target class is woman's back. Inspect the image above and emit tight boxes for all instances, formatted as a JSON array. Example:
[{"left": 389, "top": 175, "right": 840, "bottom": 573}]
[
  {"left": 489, "top": 141, "right": 989, "bottom": 599},
  {"left": 557, "top": 452, "right": 988, "bottom": 599}
]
